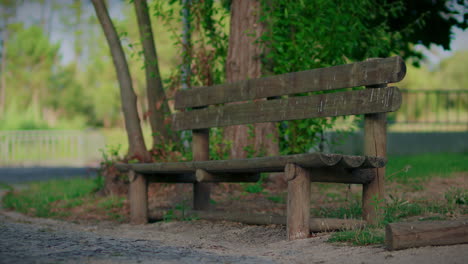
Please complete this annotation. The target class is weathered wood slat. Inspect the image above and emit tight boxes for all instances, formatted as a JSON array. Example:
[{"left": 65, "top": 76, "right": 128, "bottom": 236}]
[
  {"left": 385, "top": 219, "right": 468, "bottom": 250},
  {"left": 192, "top": 129, "right": 211, "bottom": 210},
  {"left": 115, "top": 153, "right": 385, "bottom": 174},
  {"left": 115, "top": 153, "right": 339, "bottom": 174},
  {"left": 172, "top": 87, "right": 402, "bottom": 130},
  {"left": 128, "top": 170, "right": 148, "bottom": 224},
  {"left": 174, "top": 56, "right": 406, "bottom": 109},
  {"left": 337, "top": 155, "right": 365, "bottom": 168},
  {"left": 363, "top": 83, "right": 388, "bottom": 224},
  {"left": 286, "top": 163, "right": 311, "bottom": 240}
]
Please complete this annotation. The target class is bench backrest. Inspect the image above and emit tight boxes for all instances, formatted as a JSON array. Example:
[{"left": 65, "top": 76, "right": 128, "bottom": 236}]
[{"left": 172, "top": 57, "right": 406, "bottom": 131}]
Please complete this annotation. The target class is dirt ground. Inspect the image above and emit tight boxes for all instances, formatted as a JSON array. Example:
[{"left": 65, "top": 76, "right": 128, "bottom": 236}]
[
  {"left": 1, "top": 174, "right": 467, "bottom": 263},
  {"left": 1, "top": 209, "right": 467, "bottom": 264}
]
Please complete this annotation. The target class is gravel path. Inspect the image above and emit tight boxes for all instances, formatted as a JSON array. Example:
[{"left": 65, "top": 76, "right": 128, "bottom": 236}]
[
  {"left": 0, "top": 213, "right": 271, "bottom": 264},
  {"left": 1, "top": 185, "right": 467, "bottom": 264}
]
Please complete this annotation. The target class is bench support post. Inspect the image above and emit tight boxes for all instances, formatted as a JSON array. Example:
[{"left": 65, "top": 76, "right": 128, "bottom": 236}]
[
  {"left": 285, "top": 163, "right": 311, "bottom": 240},
  {"left": 363, "top": 83, "right": 387, "bottom": 225},
  {"left": 129, "top": 170, "right": 148, "bottom": 224},
  {"left": 193, "top": 129, "right": 211, "bottom": 210}
]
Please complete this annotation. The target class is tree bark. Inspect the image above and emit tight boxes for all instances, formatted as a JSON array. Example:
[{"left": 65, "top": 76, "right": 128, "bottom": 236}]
[
  {"left": 91, "top": 0, "right": 150, "bottom": 162},
  {"left": 133, "top": 0, "right": 173, "bottom": 148},
  {"left": 224, "top": 0, "right": 279, "bottom": 159}
]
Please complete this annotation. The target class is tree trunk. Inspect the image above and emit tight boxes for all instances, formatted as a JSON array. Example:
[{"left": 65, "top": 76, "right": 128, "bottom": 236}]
[
  {"left": 92, "top": 0, "right": 151, "bottom": 196},
  {"left": 92, "top": 0, "right": 150, "bottom": 161},
  {"left": 134, "top": 0, "right": 173, "bottom": 148},
  {"left": 224, "top": 0, "right": 279, "bottom": 159}
]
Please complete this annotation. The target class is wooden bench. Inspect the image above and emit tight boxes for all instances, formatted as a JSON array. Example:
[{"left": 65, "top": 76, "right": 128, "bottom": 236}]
[{"left": 116, "top": 56, "right": 406, "bottom": 240}]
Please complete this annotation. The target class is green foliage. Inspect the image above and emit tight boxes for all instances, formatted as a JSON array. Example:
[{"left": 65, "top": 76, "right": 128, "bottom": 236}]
[
  {"left": 163, "top": 199, "right": 199, "bottom": 222},
  {"left": 259, "top": 0, "right": 408, "bottom": 153},
  {"left": 99, "top": 144, "right": 122, "bottom": 166},
  {"left": 209, "top": 128, "right": 231, "bottom": 160},
  {"left": 241, "top": 174, "right": 268, "bottom": 194},
  {"left": 98, "top": 195, "right": 125, "bottom": 210},
  {"left": 0, "top": 182, "right": 13, "bottom": 191},
  {"left": 267, "top": 195, "right": 285, "bottom": 204},
  {"left": 328, "top": 228, "right": 384, "bottom": 246},
  {"left": 311, "top": 200, "right": 362, "bottom": 219},
  {"left": 445, "top": 187, "right": 467, "bottom": 206},
  {"left": 0, "top": 101, "right": 49, "bottom": 130},
  {"left": 2, "top": 178, "right": 98, "bottom": 217},
  {"left": 152, "top": 0, "right": 229, "bottom": 89}
]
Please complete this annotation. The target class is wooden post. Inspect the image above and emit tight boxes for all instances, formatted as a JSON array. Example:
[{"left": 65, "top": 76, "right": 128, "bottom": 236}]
[
  {"left": 285, "top": 163, "right": 311, "bottom": 240},
  {"left": 386, "top": 219, "right": 468, "bottom": 250},
  {"left": 129, "top": 170, "right": 148, "bottom": 224},
  {"left": 363, "top": 83, "right": 387, "bottom": 224},
  {"left": 192, "top": 129, "right": 211, "bottom": 210}
]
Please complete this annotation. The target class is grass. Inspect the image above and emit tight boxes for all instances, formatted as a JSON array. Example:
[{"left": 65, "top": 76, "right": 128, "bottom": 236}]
[
  {"left": 328, "top": 228, "right": 384, "bottom": 245},
  {"left": 323, "top": 153, "right": 467, "bottom": 246},
  {"left": 386, "top": 153, "right": 468, "bottom": 183},
  {"left": 2, "top": 178, "right": 96, "bottom": 217},
  {"left": 0, "top": 182, "right": 14, "bottom": 191},
  {"left": 1, "top": 152, "right": 466, "bottom": 245},
  {"left": 1, "top": 177, "right": 126, "bottom": 221},
  {"left": 326, "top": 188, "right": 467, "bottom": 246}
]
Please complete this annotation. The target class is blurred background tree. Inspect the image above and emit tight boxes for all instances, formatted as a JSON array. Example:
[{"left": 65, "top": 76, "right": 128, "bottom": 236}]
[{"left": 0, "top": 0, "right": 465, "bottom": 155}]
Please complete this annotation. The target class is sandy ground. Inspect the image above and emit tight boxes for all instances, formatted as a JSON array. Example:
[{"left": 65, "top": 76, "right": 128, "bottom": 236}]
[
  {"left": 1, "top": 207, "right": 467, "bottom": 264},
  {"left": 1, "top": 173, "right": 467, "bottom": 263}
]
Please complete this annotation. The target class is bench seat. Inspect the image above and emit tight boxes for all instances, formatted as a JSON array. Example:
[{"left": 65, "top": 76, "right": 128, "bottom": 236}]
[{"left": 115, "top": 153, "right": 385, "bottom": 184}]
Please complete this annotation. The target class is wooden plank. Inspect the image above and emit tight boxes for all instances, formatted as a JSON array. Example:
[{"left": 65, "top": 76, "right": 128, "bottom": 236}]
[
  {"left": 286, "top": 163, "right": 311, "bottom": 240},
  {"left": 385, "top": 219, "right": 468, "bottom": 250},
  {"left": 192, "top": 129, "right": 211, "bottom": 210},
  {"left": 172, "top": 87, "right": 402, "bottom": 130},
  {"left": 175, "top": 56, "right": 406, "bottom": 109},
  {"left": 195, "top": 169, "right": 260, "bottom": 182},
  {"left": 115, "top": 153, "right": 342, "bottom": 174},
  {"left": 128, "top": 170, "right": 148, "bottom": 224},
  {"left": 115, "top": 153, "right": 385, "bottom": 175},
  {"left": 362, "top": 84, "right": 388, "bottom": 225},
  {"left": 337, "top": 155, "right": 365, "bottom": 168}
]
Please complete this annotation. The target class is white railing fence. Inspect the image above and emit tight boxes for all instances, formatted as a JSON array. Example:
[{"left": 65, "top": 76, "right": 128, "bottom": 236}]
[{"left": 0, "top": 130, "right": 106, "bottom": 166}]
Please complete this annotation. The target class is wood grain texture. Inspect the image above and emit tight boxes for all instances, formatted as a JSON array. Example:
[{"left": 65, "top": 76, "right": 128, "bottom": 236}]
[
  {"left": 172, "top": 87, "right": 402, "bottom": 130},
  {"left": 174, "top": 56, "right": 406, "bottom": 109},
  {"left": 192, "top": 129, "right": 211, "bottom": 210},
  {"left": 362, "top": 84, "right": 388, "bottom": 224},
  {"left": 115, "top": 153, "right": 385, "bottom": 174},
  {"left": 386, "top": 219, "right": 468, "bottom": 250},
  {"left": 286, "top": 164, "right": 311, "bottom": 240},
  {"left": 128, "top": 170, "right": 148, "bottom": 224}
]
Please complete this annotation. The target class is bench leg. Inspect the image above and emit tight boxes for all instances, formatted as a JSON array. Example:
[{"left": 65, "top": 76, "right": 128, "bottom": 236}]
[
  {"left": 194, "top": 183, "right": 211, "bottom": 210},
  {"left": 285, "top": 163, "right": 311, "bottom": 240},
  {"left": 129, "top": 170, "right": 148, "bottom": 224},
  {"left": 362, "top": 167, "right": 384, "bottom": 225}
]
